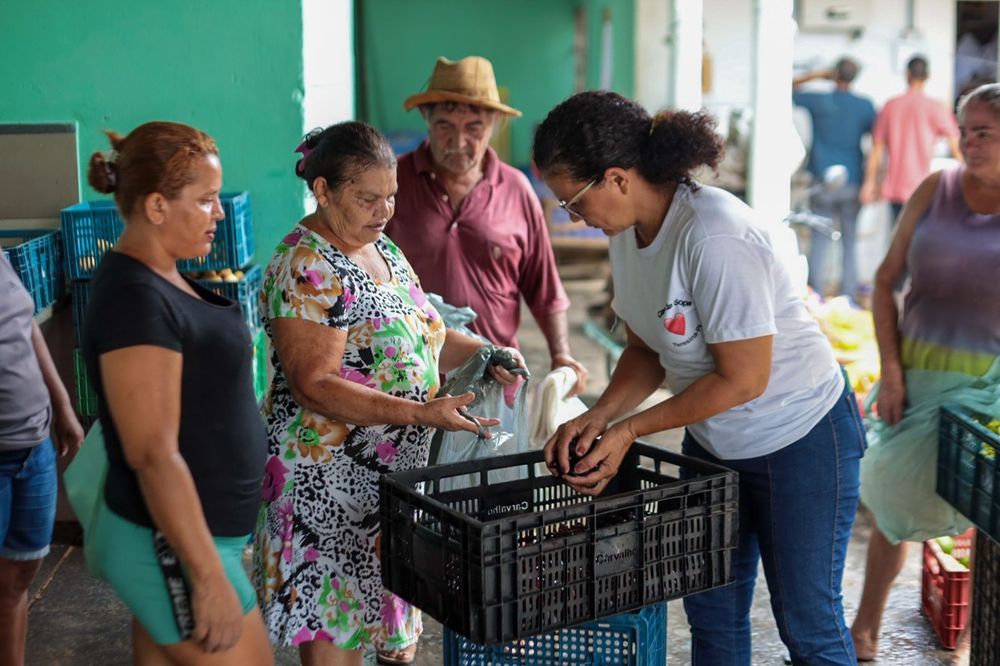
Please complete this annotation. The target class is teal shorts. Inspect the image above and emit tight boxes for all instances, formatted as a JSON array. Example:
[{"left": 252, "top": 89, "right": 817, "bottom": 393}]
[{"left": 89, "top": 499, "right": 256, "bottom": 645}]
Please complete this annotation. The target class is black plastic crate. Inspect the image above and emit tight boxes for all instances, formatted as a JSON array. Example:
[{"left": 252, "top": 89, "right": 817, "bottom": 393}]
[
  {"left": 0, "top": 229, "right": 64, "bottom": 313},
  {"left": 380, "top": 443, "right": 738, "bottom": 645},
  {"left": 937, "top": 405, "right": 1000, "bottom": 543},
  {"left": 971, "top": 530, "right": 1000, "bottom": 665}
]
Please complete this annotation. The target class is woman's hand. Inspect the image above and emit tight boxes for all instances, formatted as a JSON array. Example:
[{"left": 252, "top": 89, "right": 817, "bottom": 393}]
[
  {"left": 487, "top": 347, "right": 528, "bottom": 385},
  {"left": 419, "top": 392, "right": 500, "bottom": 435},
  {"left": 876, "top": 364, "right": 906, "bottom": 426},
  {"left": 559, "top": 423, "right": 638, "bottom": 496},
  {"left": 543, "top": 408, "right": 611, "bottom": 477},
  {"left": 190, "top": 569, "right": 244, "bottom": 653}
]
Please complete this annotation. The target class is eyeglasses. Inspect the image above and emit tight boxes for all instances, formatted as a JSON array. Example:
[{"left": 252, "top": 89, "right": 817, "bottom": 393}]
[{"left": 558, "top": 178, "right": 598, "bottom": 218}]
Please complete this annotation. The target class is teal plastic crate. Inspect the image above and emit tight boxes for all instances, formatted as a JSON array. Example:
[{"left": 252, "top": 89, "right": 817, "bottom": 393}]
[
  {"left": 61, "top": 192, "right": 253, "bottom": 279},
  {"left": 73, "top": 349, "right": 98, "bottom": 417},
  {"left": 444, "top": 603, "right": 667, "bottom": 666},
  {"left": 937, "top": 404, "right": 1000, "bottom": 543},
  {"left": 1, "top": 229, "right": 64, "bottom": 313},
  {"left": 192, "top": 264, "right": 263, "bottom": 333}
]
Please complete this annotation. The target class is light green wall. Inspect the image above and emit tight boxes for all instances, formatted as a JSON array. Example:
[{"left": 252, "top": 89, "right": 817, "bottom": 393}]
[
  {"left": 0, "top": 1, "right": 305, "bottom": 262},
  {"left": 359, "top": 0, "right": 635, "bottom": 167}
]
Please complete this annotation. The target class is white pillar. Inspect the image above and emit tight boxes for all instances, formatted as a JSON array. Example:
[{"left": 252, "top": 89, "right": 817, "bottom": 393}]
[
  {"left": 635, "top": 0, "right": 702, "bottom": 113},
  {"left": 634, "top": 0, "right": 671, "bottom": 111},
  {"left": 302, "top": 0, "right": 355, "bottom": 131},
  {"left": 747, "top": 0, "right": 794, "bottom": 223},
  {"left": 668, "top": 0, "right": 703, "bottom": 112},
  {"left": 301, "top": 0, "right": 355, "bottom": 213}
]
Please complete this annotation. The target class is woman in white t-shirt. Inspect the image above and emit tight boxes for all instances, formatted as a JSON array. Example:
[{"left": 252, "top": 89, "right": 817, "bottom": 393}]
[{"left": 533, "top": 90, "right": 866, "bottom": 666}]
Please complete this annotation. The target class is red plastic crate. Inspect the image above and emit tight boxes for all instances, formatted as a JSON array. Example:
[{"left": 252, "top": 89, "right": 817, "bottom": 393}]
[{"left": 922, "top": 528, "right": 974, "bottom": 650}]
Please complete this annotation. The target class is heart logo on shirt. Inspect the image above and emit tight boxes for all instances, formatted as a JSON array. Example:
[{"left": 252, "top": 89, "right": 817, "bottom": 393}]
[{"left": 664, "top": 313, "right": 686, "bottom": 335}]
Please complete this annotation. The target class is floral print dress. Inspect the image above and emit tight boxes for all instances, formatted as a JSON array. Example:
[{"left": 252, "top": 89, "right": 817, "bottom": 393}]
[{"left": 253, "top": 225, "right": 445, "bottom": 650}]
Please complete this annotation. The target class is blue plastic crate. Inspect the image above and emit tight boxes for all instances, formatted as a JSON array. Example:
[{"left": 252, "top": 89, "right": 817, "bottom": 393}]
[
  {"left": 0, "top": 229, "right": 65, "bottom": 313},
  {"left": 192, "top": 264, "right": 263, "bottom": 332},
  {"left": 443, "top": 603, "right": 667, "bottom": 666},
  {"left": 178, "top": 192, "right": 254, "bottom": 273},
  {"left": 59, "top": 201, "right": 123, "bottom": 280},
  {"left": 61, "top": 192, "right": 254, "bottom": 279},
  {"left": 937, "top": 404, "right": 1000, "bottom": 544}
]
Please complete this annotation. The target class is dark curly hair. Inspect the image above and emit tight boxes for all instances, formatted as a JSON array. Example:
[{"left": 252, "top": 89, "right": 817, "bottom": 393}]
[
  {"left": 295, "top": 121, "right": 395, "bottom": 193},
  {"left": 532, "top": 90, "right": 723, "bottom": 190}
]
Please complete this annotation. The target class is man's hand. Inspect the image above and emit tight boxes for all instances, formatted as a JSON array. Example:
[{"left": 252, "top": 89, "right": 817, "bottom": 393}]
[
  {"left": 551, "top": 353, "right": 588, "bottom": 397},
  {"left": 860, "top": 180, "right": 879, "bottom": 206}
]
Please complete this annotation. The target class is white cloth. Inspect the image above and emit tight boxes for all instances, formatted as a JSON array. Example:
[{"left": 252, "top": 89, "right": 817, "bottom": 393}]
[
  {"left": 527, "top": 367, "right": 588, "bottom": 449},
  {"left": 610, "top": 182, "right": 843, "bottom": 459}
]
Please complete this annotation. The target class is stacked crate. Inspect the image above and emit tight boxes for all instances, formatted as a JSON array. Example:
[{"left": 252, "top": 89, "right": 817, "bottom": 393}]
[
  {"left": 936, "top": 405, "right": 1000, "bottom": 663},
  {"left": 0, "top": 228, "right": 64, "bottom": 313},
  {"left": 61, "top": 192, "right": 265, "bottom": 417}
]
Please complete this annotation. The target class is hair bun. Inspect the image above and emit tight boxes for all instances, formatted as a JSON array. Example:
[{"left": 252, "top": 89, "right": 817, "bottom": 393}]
[{"left": 87, "top": 151, "right": 118, "bottom": 194}]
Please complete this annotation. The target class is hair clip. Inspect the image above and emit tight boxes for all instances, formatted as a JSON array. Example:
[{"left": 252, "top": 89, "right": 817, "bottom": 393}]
[{"left": 295, "top": 140, "right": 313, "bottom": 175}]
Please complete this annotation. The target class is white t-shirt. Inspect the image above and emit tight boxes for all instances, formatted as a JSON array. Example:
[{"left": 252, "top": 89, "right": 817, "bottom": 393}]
[{"left": 610, "top": 182, "right": 844, "bottom": 459}]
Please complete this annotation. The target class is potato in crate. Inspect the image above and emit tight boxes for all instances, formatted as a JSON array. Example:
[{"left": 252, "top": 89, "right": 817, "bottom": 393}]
[
  {"left": 921, "top": 529, "right": 973, "bottom": 650},
  {"left": 189, "top": 264, "right": 263, "bottom": 332},
  {"left": 380, "top": 443, "right": 737, "bottom": 645}
]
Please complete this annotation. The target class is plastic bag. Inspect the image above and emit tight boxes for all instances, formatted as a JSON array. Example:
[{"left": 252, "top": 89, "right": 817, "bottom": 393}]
[
  {"left": 429, "top": 345, "right": 530, "bottom": 492},
  {"left": 527, "top": 366, "right": 588, "bottom": 449},
  {"left": 427, "top": 292, "right": 485, "bottom": 342},
  {"left": 860, "top": 358, "right": 1000, "bottom": 544},
  {"left": 63, "top": 421, "right": 108, "bottom": 576}
]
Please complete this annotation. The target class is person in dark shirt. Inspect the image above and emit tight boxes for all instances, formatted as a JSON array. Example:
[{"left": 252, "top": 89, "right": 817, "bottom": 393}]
[{"left": 80, "top": 122, "right": 271, "bottom": 665}]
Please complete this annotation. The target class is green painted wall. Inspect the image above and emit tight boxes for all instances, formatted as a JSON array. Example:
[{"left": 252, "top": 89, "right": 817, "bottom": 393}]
[
  {"left": 358, "top": 0, "right": 635, "bottom": 167},
  {"left": 0, "top": 1, "right": 304, "bottom": 262}
]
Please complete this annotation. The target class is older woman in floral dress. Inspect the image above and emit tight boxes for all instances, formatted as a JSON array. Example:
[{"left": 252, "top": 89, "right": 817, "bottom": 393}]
[{"left": 253, "top": 122, "right": 520, "bottom": 666}]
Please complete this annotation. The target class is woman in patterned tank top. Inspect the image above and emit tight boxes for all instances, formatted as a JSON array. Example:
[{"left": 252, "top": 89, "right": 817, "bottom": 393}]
[{"left": 852, "top": 83, "right": 1000, "bottom": 661}]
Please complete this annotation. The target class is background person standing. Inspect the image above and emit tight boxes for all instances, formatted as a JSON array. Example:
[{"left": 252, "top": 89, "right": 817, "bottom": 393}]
[
  {"left": 793, "top": 58, "right": 876, "bottom": 302},
  {"left": 386, "top": 55, "right": 587, "bottom": 395},
  {"left": 861, "top": 56, "right": 962, "bottom": 224}
]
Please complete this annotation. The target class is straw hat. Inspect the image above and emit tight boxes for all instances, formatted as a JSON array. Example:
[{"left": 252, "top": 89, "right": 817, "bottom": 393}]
[{"left": 404, "top": 56, "right": 522, "bottom": 117}]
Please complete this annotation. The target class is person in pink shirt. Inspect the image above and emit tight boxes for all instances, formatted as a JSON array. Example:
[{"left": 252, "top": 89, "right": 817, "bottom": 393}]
[
  {"left": 861, "top": 56, "right": 962, "bottom": 223},
  {"left": 386, "top": 56, "right": 587, "bottom": 395}
]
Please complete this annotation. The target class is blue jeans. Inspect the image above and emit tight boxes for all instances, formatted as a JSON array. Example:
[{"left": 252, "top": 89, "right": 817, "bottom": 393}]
[
  {"left": 808, "top": 185, "right": 861, "bottom": 299},
  {"left": 682, "top": 384, "right": 865, "bottom": 665},
  {"left": 0, "top": 439, "right": 57, "bottom": 561}
]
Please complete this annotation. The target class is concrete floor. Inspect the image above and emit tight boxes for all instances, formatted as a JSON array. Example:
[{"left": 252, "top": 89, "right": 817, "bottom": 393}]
[{"left": 25, "top": 270, "right": 959, "bottom": 664}]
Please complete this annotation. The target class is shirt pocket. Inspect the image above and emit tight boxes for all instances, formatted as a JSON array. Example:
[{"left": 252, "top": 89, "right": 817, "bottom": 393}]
[{"left": 656, "top": 299, "right": 708, "bottom": 362}]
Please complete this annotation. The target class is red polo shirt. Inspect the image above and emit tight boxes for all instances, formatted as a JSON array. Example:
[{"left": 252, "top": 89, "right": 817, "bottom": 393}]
[{"left": 386, "top": 143, "right": 569, "bottom": 349}]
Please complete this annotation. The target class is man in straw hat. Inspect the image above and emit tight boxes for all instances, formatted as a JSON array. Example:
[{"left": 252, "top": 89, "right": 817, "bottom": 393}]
[{"left": 387, "top": 55, "right": 587, "bottom": 396}]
